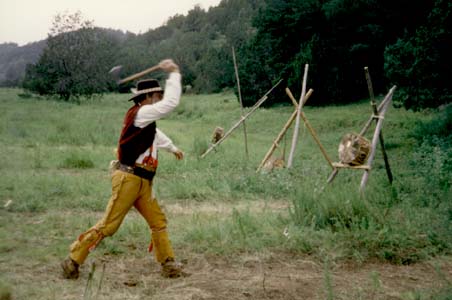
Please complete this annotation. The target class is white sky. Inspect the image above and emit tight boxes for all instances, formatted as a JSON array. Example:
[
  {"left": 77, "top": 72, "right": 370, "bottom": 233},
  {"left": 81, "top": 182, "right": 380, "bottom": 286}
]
[{"left": 0, "top": 0, "right": 222, "bottom": 46}]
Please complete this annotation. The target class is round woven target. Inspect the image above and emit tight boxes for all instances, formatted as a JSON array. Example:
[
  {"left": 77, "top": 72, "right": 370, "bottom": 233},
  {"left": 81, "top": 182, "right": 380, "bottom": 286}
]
[{"left": 338, "top": 133, "right": 371, "bottom": 166}]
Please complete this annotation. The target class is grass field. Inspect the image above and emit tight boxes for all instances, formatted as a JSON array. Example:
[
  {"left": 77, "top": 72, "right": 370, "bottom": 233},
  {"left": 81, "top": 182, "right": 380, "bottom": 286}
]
[{"left": 0, "top": 87, "right": 451, "bottom": 299}]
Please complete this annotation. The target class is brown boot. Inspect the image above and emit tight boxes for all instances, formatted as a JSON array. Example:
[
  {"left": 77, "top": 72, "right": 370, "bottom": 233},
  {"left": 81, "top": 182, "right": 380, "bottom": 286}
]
[
  {"left": 160, "top": 258, "right": 186, "bottom": 278},
  {"left": 61, "top": 257, "right": 79, "bottom": 279}
]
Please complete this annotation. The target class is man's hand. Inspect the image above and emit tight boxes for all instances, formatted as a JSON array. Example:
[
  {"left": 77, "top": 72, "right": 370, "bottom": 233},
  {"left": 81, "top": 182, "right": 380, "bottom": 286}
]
[
  {"left": 159, "top": 59, "right": 180, "bottom": 73},
  {"left": 173, "top": 150, "right": 184, "bottom": 160}
]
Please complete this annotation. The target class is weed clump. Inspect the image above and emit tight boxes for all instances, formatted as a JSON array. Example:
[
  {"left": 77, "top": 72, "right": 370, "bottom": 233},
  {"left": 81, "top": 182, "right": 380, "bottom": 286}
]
[{"left": 60, "top": 154, "right": 94, "bottom": 169}]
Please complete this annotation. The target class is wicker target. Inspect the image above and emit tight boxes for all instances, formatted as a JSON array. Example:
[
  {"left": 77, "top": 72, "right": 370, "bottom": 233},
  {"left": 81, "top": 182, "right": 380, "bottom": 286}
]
[
  {"left": 338, "top": 133, "right": 371, "bottom": 166},
  {"left": 211, "top": 126, "right": 224, "bottom": 144}
]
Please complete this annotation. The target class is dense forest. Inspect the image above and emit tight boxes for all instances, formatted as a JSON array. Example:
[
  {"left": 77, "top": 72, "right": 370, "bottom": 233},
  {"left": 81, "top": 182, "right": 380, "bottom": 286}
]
[{"left": 1, "top": 0, "right": 451, "bottom": 110}]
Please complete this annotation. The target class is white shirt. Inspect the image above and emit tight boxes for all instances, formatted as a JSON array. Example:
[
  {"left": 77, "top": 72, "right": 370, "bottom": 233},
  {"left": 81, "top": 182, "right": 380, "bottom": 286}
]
[
  {"left": 135, "top": 128, "right": 178, "bottom": 166},
  {"left": 133, "top": 72, "right": 182, "bottom": 166}
]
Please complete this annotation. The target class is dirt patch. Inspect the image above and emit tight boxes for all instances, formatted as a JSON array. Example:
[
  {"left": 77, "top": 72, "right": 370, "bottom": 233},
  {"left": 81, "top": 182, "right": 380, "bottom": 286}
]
[
  {"left": 41, "top": 253, "right": 451, "bottom": 300},
  {"left": 163, "top": 200, "right": 290, "bottom": 216},
  {"left": 2, "top": 204, "right": 451, "bottom": 300}
]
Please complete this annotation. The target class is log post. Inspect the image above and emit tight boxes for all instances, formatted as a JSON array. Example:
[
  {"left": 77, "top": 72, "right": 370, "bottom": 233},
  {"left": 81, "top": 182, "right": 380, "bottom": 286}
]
[
  {"left": 232, "top": 47, "right": 249, "bottom": 158},
  {"left": 360, "top": 87, "right": 396, "bottom": 191},
  {"left": 287, "top": 64, "right": 309, "bottom": 168}
]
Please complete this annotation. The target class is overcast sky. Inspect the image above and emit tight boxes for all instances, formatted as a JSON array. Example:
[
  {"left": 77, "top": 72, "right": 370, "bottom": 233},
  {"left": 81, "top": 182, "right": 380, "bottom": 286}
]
[{"left": 0, "top": 0, "right": 222, "bottom": 46}]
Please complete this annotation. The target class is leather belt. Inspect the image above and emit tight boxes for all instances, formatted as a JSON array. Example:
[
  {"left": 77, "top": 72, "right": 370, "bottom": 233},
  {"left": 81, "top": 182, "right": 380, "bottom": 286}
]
[{"left": 118, "top": 163, "right": 155, "bottom": 181}]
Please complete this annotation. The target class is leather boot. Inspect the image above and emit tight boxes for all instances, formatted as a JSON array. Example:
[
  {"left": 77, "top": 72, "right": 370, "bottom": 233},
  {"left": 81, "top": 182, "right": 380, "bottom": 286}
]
[
  {"left": 61, "top": 257, "right": 79, "bottom": 279},
  {"left": 160, "top": 258, "right": 186, "bottom": 278}
]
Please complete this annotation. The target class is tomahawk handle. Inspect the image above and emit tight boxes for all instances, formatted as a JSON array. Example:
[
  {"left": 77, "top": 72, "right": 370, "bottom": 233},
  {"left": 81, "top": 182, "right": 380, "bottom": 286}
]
[{"left": 118, "top": 65, "right": 160, "bottom": 84}]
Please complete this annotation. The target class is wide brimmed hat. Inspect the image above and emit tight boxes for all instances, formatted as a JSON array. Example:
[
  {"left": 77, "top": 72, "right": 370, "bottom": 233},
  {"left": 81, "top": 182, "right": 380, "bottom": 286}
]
[{"left": 129, "top": 79, "right": 163, "bottom": 101}]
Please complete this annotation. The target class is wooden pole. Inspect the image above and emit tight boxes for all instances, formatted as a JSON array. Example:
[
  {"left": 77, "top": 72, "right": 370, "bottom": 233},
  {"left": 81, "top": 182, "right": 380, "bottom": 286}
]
[
  {"left": 256, "top": 89, "right": 314, "bottom": 172},
  {"left": 200, "top": 79, "right": 283, "bottom": 158},
  {"left": 360, "top": 89, "right": 395, "bottom": 191},
  {"left": 359, "top": 87, "right": 395, "bottom": 136},
  {"left": 326, "top": 169, "right": 339, "bottom": 183},
  {"left": 232, "top": 47, "right": 249, "bottom": 158},
  {"left": 288, "top": 92, "right": 299, "bottom": 107},
  {"left": 286, "top": 88, "right": 334, "bottom": 169},
  {"left": 287, "top": 64, "right": 309, "bottom": 168},
  {"left": 364, "top": 67, "right": 393, "bottom": 184}
]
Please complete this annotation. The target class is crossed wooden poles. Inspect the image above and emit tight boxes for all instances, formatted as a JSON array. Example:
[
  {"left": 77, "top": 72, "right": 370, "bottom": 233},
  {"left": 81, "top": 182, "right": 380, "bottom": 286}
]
[{"left": 256, "top": 66, "right": 333, "bottom": 173}]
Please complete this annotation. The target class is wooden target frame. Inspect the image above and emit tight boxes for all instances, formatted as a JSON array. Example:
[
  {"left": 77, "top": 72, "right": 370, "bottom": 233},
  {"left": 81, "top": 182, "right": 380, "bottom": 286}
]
[{"left": 327, "top": 67, "right": 396, "bottom": 192}]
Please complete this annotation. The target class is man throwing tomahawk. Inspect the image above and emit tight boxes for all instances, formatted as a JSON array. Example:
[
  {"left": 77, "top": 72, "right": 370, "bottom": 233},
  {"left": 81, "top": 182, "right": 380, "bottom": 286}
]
[{"left": 61, "top": 58, "right": 186, "bottom": 279}]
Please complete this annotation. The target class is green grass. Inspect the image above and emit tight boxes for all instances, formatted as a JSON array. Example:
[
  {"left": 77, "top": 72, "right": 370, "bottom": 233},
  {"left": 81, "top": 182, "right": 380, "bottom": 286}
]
[{"left": 0, "top": 87, "right": 451, "bottom": 298}]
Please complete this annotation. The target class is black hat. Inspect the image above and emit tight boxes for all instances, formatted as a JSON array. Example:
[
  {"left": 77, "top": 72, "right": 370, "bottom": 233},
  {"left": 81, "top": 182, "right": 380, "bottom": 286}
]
[{"left": 129, "top": 79, "right": 163, "bottom": 102}]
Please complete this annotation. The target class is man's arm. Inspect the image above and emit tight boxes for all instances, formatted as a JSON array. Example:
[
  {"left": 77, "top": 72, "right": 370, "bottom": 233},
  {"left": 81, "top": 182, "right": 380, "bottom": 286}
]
[
  {"left": 155, "top": 128, "right": 184, "bottom": 160},
  {"left": 135, "top": 59, "right": 182, "bottom": 128}
]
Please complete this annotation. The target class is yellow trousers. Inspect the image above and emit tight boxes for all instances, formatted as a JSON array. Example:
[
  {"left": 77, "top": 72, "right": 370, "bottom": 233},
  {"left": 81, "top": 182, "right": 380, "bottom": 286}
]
[{"left": 69, "top": 170, "right": 174, "bottom": 265}]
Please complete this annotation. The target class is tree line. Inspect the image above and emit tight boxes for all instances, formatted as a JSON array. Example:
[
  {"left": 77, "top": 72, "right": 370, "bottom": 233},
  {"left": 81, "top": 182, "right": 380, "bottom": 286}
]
[
  {"left": 4, "top": 0, "right": 451, "bottom": 110},
  {"left": 239, "top": 0, "right": 451, "bottom": 110}
]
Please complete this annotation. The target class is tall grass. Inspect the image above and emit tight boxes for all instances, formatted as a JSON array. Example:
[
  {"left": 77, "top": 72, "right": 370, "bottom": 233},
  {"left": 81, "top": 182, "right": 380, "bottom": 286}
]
[{"left": 0, "top": 87, "right": 450, "bottom": 268}]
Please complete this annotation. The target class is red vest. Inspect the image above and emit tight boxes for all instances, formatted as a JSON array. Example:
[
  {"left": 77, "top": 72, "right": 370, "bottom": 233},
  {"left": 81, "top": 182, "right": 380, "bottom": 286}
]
[{"left": 117, "top": 105, "right": 156, "bottom": 166}]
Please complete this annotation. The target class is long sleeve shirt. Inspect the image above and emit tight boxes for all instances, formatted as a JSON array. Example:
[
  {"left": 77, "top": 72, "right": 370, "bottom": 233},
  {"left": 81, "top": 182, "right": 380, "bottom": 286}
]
[
  {"left": 135, "top": 128, "right": 179, "bottom": 167},
  {"left": 133, "top": 72, "right": 181, "bottom": 168}
]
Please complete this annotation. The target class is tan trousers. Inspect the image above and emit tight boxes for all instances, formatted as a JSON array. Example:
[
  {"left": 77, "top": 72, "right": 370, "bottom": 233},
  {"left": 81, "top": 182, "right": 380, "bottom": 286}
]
[{"left": 69, "top": 170, "right": 174, "bottom": 265}]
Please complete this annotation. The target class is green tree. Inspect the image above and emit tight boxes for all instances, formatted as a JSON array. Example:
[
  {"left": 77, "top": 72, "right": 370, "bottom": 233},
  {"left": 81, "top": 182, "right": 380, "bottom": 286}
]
[
  {"left": 23, "top": 11, "right": 120, "bottom": 100},
  {"left": 239, "top": 0, "right": 324, "bottom": 106}
]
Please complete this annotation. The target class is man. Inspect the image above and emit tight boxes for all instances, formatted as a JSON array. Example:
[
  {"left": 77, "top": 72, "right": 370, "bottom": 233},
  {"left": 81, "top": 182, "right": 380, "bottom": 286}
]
[{"left": 61, "top": 59, "right": 185, "bottom": 279}]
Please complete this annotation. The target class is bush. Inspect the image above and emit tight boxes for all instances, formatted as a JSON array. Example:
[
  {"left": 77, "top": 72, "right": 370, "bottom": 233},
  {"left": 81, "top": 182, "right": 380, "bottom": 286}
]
[
  {"left": 412, "top": 105, "right": 452, "bottom": 143},
  {"left": 60, "top": 154, "right": 94, "bottom": 169}
]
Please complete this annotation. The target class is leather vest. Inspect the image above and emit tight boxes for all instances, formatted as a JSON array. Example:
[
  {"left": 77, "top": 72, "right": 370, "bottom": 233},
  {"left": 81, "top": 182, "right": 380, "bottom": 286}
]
[{"left": 117, "top": 105, "right": 156, "bottom": 166}]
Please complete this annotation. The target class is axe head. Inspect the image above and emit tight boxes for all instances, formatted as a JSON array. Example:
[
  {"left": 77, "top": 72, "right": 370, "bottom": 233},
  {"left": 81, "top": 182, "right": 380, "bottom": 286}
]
[{"left": 108, "top": 65, "right": 123, "bottom": 84}]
